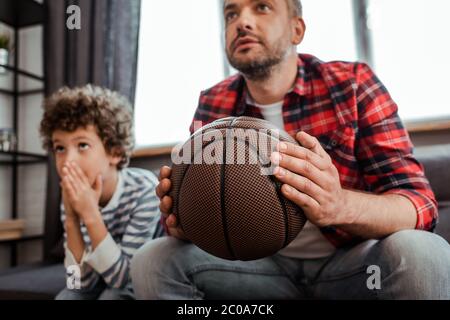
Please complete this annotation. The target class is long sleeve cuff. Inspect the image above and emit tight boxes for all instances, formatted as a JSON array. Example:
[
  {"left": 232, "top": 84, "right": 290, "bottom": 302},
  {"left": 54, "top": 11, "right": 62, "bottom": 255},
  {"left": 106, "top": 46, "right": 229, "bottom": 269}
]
[
  {"left": 384, "top": 189, "right": 438, "bottom": 231},
  {"left": 64, "top": 245, "right": 88, "bottom": 269},
  {"left": 84, "top": 232, "right": 122, "bottom": 274}
]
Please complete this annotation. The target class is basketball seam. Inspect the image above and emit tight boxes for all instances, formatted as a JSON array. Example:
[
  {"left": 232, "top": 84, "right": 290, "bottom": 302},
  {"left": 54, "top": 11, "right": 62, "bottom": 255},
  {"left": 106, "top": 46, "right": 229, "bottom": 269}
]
[
  {"left": 221, "top": 120, "right": 238, "bottom": 259},
  {"left": 224, "top": 130, "right": 293, "bottom": 252},
  {"left": 271, "top": 177, "right": 290, "bottom": 247}
]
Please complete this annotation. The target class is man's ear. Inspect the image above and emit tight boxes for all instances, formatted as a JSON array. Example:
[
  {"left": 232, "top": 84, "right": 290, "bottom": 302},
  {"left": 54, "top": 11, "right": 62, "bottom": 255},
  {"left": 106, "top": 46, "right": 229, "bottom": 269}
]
[{"left": 291, "top": 17, "right": 306, "bottom": 45}]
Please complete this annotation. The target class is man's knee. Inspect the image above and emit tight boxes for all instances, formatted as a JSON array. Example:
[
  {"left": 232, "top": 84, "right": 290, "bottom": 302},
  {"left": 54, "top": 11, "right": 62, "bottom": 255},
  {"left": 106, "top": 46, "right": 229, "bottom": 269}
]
[
  {"left": 130, "top": 237, "right": 190, "bottom": 298},
  {"left": 375, "top": 230, "right": 450, "bottom": 298},
  {"left": 380, "top": 229, "right": 449, "bottom": 261}
]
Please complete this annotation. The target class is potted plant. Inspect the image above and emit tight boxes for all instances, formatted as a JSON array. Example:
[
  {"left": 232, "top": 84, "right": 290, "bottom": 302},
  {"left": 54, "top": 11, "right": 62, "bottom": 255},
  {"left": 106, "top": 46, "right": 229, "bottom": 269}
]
[{"left": 0, "top": 32, "right": 10, "bottom": 73}]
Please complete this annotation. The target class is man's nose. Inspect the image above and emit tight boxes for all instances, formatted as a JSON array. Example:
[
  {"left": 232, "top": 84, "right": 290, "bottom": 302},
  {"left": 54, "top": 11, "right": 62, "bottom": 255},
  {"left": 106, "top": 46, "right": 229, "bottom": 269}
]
[{"left": 236, "top": 8, "right": 255, "bottom": 33}]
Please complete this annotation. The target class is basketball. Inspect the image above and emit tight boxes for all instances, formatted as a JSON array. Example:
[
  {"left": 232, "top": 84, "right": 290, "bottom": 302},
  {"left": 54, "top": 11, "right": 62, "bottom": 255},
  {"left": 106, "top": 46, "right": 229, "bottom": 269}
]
[{"left": 170, "top": 116, "right": 306, "bottom": 261}]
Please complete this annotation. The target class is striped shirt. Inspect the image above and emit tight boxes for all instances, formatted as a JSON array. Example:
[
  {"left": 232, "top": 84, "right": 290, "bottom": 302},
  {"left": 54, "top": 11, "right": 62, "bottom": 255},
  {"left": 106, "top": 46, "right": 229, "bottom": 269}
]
[{"left": 62, "top": 167, "right": 164, "bottom": 290}]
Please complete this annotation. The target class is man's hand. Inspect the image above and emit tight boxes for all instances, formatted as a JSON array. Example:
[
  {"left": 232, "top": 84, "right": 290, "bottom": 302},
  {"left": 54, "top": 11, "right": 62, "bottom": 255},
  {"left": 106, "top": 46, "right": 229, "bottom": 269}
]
[
  {"left": 271, "top": 131, "right": 352, "bottom": 228},
  {"left": 61, "top": 161, "right": 103, "bottom": 225},
  {"left": 156, "top": 166, "right": 188, "bottom": 241}
]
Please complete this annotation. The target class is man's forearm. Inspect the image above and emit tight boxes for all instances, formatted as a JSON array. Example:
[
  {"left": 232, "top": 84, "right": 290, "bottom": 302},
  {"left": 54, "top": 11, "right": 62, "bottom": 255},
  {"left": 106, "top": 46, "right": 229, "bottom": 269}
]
[{"left": 337, "top": 189, "right": 418, "bottom": 239}]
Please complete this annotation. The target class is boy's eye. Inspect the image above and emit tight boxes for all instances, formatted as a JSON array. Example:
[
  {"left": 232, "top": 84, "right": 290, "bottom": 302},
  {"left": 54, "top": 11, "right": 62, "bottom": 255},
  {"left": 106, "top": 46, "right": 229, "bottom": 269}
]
[
  {"left": 54, "top": 146, "right": 65, "bottom": 154},
  {"left": 79, "top": 143, "right": 90, "bottom": 151}
]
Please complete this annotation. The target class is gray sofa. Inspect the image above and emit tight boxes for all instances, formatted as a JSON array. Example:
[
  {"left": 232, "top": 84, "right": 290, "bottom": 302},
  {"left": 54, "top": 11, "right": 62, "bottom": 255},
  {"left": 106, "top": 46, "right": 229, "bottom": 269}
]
[{"left": 0, "top": 145, "right": 449, "bottom": 300}]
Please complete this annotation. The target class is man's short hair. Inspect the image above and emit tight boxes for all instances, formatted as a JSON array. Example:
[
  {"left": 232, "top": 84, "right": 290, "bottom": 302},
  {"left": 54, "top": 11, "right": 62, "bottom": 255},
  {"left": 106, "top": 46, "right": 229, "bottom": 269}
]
[
  {"left": 286, "top": 0, "right": 302, "bottom": 18},
  {"left": 40, "top": 84, "right": 134, "bottom": 169},
  {"left": 222, "top": 1, "right": 302, "bottom": 18}
]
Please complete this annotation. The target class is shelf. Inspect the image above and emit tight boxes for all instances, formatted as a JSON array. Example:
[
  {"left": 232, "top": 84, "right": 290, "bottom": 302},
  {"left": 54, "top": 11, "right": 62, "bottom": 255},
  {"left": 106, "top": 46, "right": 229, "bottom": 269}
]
[
  {"left": 0, "top": 0, "right": 45, "bottom": 28},
  {"left": 0, "top": 87, "right": 45, "bottom": 96},
  {"left": 0, "top": 64, "right": 45, "bottom": 82},
  {"left": 0, "top": 151, "right": 48, "bottom": 165},
  {"left": 0, "top": 234, "right": 43, "bottom": 244}
]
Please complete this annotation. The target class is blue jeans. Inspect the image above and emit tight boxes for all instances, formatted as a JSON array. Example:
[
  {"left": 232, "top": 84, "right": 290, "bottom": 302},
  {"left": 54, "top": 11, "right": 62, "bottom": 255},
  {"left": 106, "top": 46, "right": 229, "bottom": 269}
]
[
  {"left": 55, "top": 278, "right": 134, "bottom": 300},
  {"left": 130, "top": 230, "right": 450, "bottom": 300}
]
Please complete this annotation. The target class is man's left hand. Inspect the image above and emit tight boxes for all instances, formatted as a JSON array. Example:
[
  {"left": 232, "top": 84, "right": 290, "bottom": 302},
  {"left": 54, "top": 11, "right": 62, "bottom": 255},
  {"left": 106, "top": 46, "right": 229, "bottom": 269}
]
[{"left": 271, "top": 131, "right": 351, "bottom": 228}]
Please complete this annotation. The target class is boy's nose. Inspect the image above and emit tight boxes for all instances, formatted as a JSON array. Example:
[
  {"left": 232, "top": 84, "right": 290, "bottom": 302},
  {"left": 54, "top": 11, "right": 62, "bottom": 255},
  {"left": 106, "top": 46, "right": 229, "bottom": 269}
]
[{"left": 64, "top": 149, "right": 79, "bottom": 164}]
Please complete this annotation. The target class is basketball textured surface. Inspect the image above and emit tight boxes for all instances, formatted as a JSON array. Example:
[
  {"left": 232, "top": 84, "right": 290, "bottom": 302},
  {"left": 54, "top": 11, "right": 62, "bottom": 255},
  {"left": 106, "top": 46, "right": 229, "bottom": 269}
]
[{"left": 170, "top": 116, "right": 306, "bottom": 261}]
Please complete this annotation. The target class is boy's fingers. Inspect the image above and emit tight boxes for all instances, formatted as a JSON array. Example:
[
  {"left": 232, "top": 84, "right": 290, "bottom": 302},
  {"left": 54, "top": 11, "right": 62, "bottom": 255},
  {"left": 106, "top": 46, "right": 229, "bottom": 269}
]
[
  {"left": 66, "top": 170, "right": 81, "bottom": 190},
  {"left": 62, "top": 176, "right": 77, "bottom": 200},
  {"left": 158, "top": 166, "right": 172, "bottom": 181},
  {"left": 93, "top": 174, "right": 103, "bottom": 196},
  {"left": 70, "top": 162, "right": 89, "bottom": 186},
  {"left": 65, "top": 163, "right": 81, "bottom": 186}
]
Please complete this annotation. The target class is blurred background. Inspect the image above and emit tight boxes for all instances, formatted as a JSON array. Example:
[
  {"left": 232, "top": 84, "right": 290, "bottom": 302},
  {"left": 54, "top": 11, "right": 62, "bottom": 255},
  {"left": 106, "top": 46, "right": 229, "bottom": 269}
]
[{"left": 0, "top": 0, "right": 449, "bottom": 299}]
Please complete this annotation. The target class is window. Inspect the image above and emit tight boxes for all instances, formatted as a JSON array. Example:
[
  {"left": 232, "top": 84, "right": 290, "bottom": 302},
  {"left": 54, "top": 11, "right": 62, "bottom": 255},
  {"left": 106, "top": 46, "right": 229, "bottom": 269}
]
[
  {"left": 368, "top": 0, "right": 450, "bottom": 122},
  {"left": 134, "top": 0, "right": 225, "bottom": 147},
  {"left": 134, "top": 0, "right": 449, "bottom": 148},
  {"left": 299, "top": 0, "right": 357, "bottom": 62},
  {"left": 136, "top": 0, "right": 358, "bottom": 148}
]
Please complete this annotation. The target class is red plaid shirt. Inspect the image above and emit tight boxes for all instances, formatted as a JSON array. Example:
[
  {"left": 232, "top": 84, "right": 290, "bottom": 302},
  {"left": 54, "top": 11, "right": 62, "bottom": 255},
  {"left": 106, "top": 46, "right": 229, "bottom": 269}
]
[{"left": 189, "top": 53, "right": 438, "bottom": 248}]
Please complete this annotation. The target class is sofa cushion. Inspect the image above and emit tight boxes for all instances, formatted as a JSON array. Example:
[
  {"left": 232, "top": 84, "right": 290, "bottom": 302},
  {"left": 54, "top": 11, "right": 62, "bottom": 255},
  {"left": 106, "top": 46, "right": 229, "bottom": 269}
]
[
  {"left": 414, "top": 144, "right": 450, "bottom": 203},
  {"left": 435, "top": 204, "right": 450, "bottom": 244},
  {"left": 0, "top": 263, "right": 65, "bottom": 300}
]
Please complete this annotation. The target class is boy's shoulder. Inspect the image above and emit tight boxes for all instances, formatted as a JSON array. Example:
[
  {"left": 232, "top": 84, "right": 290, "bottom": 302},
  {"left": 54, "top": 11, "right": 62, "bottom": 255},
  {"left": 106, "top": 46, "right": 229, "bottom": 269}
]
[{"left": 121, "top": 167, "right": 158, "bottom": 191}]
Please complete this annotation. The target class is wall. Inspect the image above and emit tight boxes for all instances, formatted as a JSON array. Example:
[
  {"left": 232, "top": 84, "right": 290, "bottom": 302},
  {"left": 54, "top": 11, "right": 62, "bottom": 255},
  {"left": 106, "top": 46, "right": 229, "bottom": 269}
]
[{"left": 410, "top": 130, "right": 450, "bottom": 148}]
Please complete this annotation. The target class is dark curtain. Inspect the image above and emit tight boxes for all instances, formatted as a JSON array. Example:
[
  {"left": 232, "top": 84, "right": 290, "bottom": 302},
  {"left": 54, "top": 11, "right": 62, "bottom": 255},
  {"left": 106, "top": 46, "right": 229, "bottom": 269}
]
[
  {"left": 42, "top": 0, "right": 142, "bottom": 262},
  {"left": 44, "top": 0, "right": 141, "bottom": 103}
]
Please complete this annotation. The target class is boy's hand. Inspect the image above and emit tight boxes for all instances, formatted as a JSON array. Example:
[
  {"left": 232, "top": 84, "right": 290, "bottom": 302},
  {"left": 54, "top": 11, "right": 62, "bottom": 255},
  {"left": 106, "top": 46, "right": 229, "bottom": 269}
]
[
  {"left": 61, "top": 186, "right": 78, "bottom": 222},
  {"left": 61, "top": 161, "right": 103, "bottom": 224},
  {"left": 156, "top": 166, "right": 188, "bottom": 241}
]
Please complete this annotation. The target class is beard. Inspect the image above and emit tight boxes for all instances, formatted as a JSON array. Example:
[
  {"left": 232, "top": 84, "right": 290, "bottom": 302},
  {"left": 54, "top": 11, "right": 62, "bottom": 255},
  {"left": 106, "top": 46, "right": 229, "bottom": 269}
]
[{"left": 226, "top": 32, "right": 291, "bottom": 81}]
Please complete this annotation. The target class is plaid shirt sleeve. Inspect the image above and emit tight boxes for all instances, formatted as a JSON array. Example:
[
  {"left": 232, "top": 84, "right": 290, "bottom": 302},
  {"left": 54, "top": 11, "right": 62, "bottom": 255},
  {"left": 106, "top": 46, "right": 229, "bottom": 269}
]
[{"left": 354, "top": 63, "right": 438, "bottom": 231}]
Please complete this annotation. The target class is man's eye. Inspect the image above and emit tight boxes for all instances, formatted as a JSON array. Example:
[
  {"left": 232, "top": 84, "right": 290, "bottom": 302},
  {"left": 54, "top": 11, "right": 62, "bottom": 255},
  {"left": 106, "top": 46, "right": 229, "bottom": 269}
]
[
  {"left": 225, "top": 12, "right": 237, "bottom": 22},
  {"left": 257, "top": 4, "right": 270, "bottom": 12},
  {"left": 54, "top": 146, "right": 65, "bottom": 153},
  {"left": 79, "top": 143, "right": 90, "bottom": 151}
]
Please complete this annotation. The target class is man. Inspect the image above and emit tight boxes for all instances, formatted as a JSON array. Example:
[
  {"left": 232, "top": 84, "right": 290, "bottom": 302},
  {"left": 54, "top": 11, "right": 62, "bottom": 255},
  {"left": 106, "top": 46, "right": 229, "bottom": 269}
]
[{"left": 131, "top": 0, "right": 450, "bottom": 299}]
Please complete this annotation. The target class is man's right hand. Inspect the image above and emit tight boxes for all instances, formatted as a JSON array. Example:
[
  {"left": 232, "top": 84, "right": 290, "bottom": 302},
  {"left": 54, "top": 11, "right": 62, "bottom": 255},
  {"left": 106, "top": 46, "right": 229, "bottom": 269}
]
[{"left": 156, "top": 166, "right": 188, "bottom": 241}]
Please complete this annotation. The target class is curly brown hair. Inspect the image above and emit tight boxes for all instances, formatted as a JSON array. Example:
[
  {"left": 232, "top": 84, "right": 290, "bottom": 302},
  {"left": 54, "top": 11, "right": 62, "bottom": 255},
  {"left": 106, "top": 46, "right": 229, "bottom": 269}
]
[{"left": 40, "top": 84, "right": 134, "bottom": 169}]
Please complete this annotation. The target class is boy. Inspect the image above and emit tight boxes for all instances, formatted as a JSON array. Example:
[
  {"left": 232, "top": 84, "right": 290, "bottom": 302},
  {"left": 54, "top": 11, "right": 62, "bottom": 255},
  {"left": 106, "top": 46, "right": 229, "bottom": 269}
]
[{"left": 40, "top": 85, "right": 164, "bottom": 300}]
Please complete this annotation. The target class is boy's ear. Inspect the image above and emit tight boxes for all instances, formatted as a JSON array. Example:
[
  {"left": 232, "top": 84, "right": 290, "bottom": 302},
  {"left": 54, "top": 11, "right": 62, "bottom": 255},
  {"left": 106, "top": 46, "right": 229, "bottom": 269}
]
[{"left": 109, "top": 147, "right": 123, "bottom": 167}]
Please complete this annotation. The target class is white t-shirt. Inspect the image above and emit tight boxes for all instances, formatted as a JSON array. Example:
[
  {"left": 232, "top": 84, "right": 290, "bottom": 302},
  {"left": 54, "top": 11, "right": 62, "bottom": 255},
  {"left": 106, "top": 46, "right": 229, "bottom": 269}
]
[{"left": 246, "top": 95, "right": 337, "bottom": 259}]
